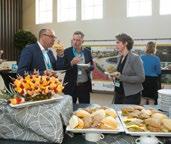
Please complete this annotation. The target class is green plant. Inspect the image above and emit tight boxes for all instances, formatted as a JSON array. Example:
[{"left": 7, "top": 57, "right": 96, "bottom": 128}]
[{"left": 14, "top": 30, "right": 37, "bottom": 51}]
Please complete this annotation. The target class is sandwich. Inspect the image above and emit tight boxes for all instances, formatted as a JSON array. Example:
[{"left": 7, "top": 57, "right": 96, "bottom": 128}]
[
  {"left": 69, "top": 115, "right": 79, "bottom": 129},
  {"left": 126, "top": 124, "right": 146, "bottom": 132},
  {"left": 151, "top": 113, "right": 168, "bottom": 120},
  {"left": 105, "top": 108, "right": 117, "bottom": 118},
  {"left": 69, "top": 115, "right": 84, "bottom": 129},
  {"left": 74, "top": 109, "right": 91, "bottom": 118},
  {"left": 145, "top": 118, "right": 161, "bottom": 132},
  {"left": 161, "top": 119, "right": 171, "bottom": 132},
  {"left": 100, "top": 116, "right": 118, "bottom": 130}
]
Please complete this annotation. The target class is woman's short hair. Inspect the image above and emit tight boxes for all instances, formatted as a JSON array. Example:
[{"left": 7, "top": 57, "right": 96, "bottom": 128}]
[
  {"left": 145, "top": 41, "right": 156, "bottom": 54},
  {"left": 115, "top": 33, "right": 134, "bottom": 50}
]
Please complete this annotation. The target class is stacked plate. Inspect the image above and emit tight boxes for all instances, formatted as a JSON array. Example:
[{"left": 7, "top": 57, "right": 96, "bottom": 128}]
[{"left": 158, "top": 89, "right": 171, "bottom": 112}]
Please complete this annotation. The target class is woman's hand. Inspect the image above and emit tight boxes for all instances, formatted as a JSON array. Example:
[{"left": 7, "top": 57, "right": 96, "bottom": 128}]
[{"left": 110, "top": 72, "right": 121, "bottom": 79}]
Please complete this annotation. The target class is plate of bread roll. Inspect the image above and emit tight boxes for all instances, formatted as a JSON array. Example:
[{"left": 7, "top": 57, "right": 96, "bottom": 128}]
[
  {"left": 118, "top": 105, "right": 171, "bottom": 136},
  {"left": 66, "top": 105, "right": 124, "bottom": 133}
]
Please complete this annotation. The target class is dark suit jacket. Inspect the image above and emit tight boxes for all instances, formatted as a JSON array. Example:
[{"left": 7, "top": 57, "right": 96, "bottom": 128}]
[
  {"left": 63, "top": 47, "right": 94, "bottom": 96},
  {"left": 17, "top": 43, "right": 58, "bottom": 76}
]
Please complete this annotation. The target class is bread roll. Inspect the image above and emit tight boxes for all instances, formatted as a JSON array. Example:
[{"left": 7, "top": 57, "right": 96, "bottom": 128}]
[
  {"left": 82, "top": 115, "right": 93, "bottom": 128},
  {"left": 121, "top": 106, "right": 135, "bottom": 116},
  {"left": 75, "top": 109, "right": 91, "bottom": 118},
  {"left": 69, "top": 115, "right": 79, "bottom": 129},
  {"left": 91, "top": 109, "right": 105, "bottom": 117},
  {"left": 76, "top": 118, "right": 84, "bottom": 129},
  {"left": 100, "top": 116, "right": 118, "bottom": 130},
  {"left": 151, "top": 113, "right": 168, "bottom": 120},
  {"left": 132, "top": 105, "right": 144, "bottom": 110},
  {"left": 91, "top": 109, "right": 106, "bottom": 128},
  {"left": 105, "top": 108, "right": 117, "bottom": 118},
  {"left": 145, "top": 118, "right": 161, "bottom": 128},
  {"left": 162, "top": 119, "right": 171, "bottom": 131}
]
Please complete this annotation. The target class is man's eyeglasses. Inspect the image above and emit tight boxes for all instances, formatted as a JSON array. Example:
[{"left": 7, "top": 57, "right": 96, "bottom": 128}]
[{"left": 43, "top": 34, "right": 56, "bottom": 39}]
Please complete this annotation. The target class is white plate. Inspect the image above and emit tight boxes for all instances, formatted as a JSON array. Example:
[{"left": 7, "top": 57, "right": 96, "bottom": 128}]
[
  {"left": 77, "top": 64, "right": 90, "bottom": 67},
  {"left": 66, "top": 117, "right": 124, "bottom": 134},
  {"left": 158, "top": 89, "right": 171, "bottom": 96},
  {"left": 9, "top": 95, "right": 64, "bottom": 108},
  {"left": 118, "top": 111, "right": 171, "bottom": 137}
]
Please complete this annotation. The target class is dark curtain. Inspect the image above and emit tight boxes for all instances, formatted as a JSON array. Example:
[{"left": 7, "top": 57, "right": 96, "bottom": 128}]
[{"left": 0, "top": 0, "right": 22, "bottom": 61}]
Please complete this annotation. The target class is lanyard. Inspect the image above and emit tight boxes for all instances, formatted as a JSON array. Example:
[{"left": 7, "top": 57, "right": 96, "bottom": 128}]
[{"left": 72, "top": 48, "right": 83, "bottom": 57}]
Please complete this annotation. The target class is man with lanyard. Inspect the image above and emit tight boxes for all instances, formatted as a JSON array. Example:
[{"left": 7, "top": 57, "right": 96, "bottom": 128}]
[
  {"left": 63, "top": 31, "right": 94, "bottom": 103},
  {"left": 17, "top": 28, "right": 57, "bottom": 76}
]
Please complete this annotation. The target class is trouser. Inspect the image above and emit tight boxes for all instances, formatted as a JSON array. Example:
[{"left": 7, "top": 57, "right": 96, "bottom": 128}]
[
  {"left": 114, "top": 91, "right": 141, "bottom": 104},
  {"left": 142, "top": 76, "right": 160, "bottom": 105},
  {"left": 72, "top": 81, "right": 90, "bottom": 104}
]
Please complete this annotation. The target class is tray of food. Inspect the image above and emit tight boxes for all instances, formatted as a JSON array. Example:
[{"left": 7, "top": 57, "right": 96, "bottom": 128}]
[
  {"left": 9, "top": 95, "right": 64, "bottom": 108},
  {"left": 118, "top": 105, "right": 171, "bottom": 137},
  {"left": 66, "top": 105, "right": 124, "bottom": 133},
  {"left": 7, "top": 71, "right": 64, "bottom": 108}
]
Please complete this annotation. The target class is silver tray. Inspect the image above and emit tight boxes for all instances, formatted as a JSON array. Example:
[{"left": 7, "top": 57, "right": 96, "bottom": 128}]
[
  {"left": 66, "top": 117, "right": 124, "bottom": 134},
  {"left": 9, "top": 95, "right": 64, "bottom": 108},
  {"left": 118, "top": 111, "right": 171, "bottom": 137}
]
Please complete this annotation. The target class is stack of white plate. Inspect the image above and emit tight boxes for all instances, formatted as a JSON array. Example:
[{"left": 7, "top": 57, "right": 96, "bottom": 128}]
[{"left": 158, "top": 89, "right": 171, "bottom": 112}]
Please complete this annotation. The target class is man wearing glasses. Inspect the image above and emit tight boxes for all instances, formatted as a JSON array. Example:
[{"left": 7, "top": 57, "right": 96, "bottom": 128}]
[{"left": 17, "top": 28, "right": 61, "bottom": 76}]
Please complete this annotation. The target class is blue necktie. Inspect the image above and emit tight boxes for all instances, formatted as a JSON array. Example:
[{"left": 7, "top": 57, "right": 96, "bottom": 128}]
[{"left": 42, "top": 50, "right": 52, "bottom": 69}]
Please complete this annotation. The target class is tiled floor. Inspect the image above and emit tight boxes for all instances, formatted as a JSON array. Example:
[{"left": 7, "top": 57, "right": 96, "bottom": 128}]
[{"left": 90, "top": 91, "right": 114, "bottom": 105}]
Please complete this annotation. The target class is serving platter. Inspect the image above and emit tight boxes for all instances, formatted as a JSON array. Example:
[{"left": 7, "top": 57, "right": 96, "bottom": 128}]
[
  {"left": 9, "top": 95, "right": 64, "bottom": 108},
  {"left": 66, "top": 117, "right": 124, "bottom": 134},
  {"left": 117, "top": 111, "right": 171, "bottom": 137}
]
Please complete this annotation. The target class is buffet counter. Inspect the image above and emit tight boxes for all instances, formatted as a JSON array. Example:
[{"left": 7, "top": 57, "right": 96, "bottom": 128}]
[{"left": 0, "top": 104, "right": 171, "bottom": 144}]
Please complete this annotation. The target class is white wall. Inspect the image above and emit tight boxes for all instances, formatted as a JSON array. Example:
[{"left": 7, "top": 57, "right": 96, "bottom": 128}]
[{"left": 22, "top": 0, "right": 171, "bottom": 47}]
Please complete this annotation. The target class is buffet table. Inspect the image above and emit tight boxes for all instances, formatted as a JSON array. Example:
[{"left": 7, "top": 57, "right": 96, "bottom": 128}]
[
  {"left": 0, "top": 95, "right": 73, "bottom": 143},
  {"left": 0, "top": 104, "right": 171, "bottom": 144}
]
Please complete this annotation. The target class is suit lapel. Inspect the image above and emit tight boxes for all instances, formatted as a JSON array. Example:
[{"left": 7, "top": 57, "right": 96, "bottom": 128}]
[
  {"left": 122, "top": 52, "right": 131, "bottom": 74},
  {"left": 70, "top": 47, "right": 75, "bottom": 59}
]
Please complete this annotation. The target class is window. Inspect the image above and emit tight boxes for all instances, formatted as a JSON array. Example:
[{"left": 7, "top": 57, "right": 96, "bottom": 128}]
[
  {"left": 127, "top": 0, "right": 152, "bottom": 17},
  {"left": 36, "top": 0, "right": 53, "bottom": 24},
  {"left": 57, "top": 0, "right": 76, "bottom": 22},
  {"left": 81, "top": 0, "right": 103, "bottom": 20},
  {"left": 160, "top": 0, "right": 171, "bottom": 15}
]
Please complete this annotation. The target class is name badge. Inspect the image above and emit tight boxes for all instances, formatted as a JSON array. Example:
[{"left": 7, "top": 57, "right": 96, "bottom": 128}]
[
  {"left": 114, "top": 80, "right": 120, "bottom": 87},
  {"left": 78, "top": 70, "right": 82, "bottom": 75}
]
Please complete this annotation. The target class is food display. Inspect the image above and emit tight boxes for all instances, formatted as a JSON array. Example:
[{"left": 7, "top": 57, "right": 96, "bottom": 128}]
[
  {"left": 67, "top": 105, "right": 124, "bottom": 133},
  {"left": 8, "top": 70, "right": 64, "bottom": 106},
  {"left": 119, "top": 105, "right": 171, "bottom": 136}
]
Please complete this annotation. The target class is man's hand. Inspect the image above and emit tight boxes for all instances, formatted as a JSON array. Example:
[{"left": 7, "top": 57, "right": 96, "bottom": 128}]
[{"left": 71, "top": 57, "right": 80, "bottom": 65}]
